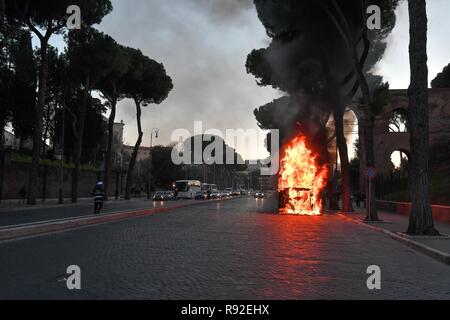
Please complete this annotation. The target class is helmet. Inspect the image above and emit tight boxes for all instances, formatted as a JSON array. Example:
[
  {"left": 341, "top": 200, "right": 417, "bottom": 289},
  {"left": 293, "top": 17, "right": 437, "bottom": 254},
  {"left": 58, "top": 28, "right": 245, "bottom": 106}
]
[{"left": 97, "top": 181, "right": 104, "bottom": 186}]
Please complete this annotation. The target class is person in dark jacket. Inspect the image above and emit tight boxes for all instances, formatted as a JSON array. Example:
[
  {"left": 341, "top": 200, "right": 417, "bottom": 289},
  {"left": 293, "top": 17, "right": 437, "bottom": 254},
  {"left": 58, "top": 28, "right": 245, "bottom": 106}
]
[
  {"left": 92, "top": 181, "right": 106, "bottom": 215},
  {"left": 355, "top": 192, "right": 361, "bottom": 208},
  {"left": 19, "top": 186, "right": 27, "bottom": 204}
]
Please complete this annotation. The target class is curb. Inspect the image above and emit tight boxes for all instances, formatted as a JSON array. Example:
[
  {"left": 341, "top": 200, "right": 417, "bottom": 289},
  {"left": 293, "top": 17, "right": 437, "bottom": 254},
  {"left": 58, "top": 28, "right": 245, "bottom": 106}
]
[
  {"left": 0, "top": 197, "right": 240, "bottom": 242},
  {"left": 338, "top": 213, "right": 450, "bottom": 266}
]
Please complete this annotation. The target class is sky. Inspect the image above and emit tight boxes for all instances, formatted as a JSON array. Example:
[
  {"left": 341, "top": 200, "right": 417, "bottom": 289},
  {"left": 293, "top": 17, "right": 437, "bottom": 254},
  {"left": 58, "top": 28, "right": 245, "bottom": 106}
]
[
  {"left": 97, "top": 0, "right": 282, "bottom": 161},
  {"left": 375, "top": 0, "right": 450, "bottom": 89},
  {"left": 44, "top": 0, "right": 450, "bottom": 161}
]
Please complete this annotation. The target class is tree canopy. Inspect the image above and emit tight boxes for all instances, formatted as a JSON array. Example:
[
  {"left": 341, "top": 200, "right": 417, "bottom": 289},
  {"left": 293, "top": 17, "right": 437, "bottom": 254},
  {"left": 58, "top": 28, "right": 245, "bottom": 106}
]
[
  {"left": 431, "top": 63, "right": 450, "bottom": 88},
  {"left": 6, "top": 0, "right": 112, "bottom": 34},
  {"left": 9, "top": 29, "right": 36, "bottom": 143},
  {"left": 123, "top": 47, "right": 173, "bottom": 106},
  {"left": 247, "top": 0, "right": 399, "bottom": 98},
  {"left": 97, "top": 43, "right": 131, "bottom": 103},
  {"left": 67, "top": 27, "right": 117, "bottom": 89}
]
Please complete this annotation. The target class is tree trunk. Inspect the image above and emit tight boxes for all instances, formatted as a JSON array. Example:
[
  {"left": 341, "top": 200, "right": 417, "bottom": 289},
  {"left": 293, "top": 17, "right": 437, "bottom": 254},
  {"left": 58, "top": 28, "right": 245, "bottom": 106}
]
[
  {"left": 41, "top": 164, "right": 48, "bottom": 202},
  {"left": 42, "top": 122, "right": 48, "bottom": 157},
  {"left": 42, "top": 105, "right": 52, "bottom": 157},
  {"left": 103, "top": 94, "right": 117, "bottom": 201},
  {"left": 322, "top": 1, "right": 379, "bottom": 220},
  {"left": 0, "top": 148, "right": 5, "bottom": 204},
  {"left": 27, "top": 38, "right": 48, "bottom": 205},
  {"left": 346, "top": 45, "right": 379, "bottom": 220},
  {"left": 0, "top": 112, "right": 7, "bottom": 205},
  {"left": 363, "top": 112, "right": 378, "bottom": 220},
  {"left": 406, "top": 0, "right": 438, "bottom": 236},
  {"left": 125, "top": 98, "right": 143, "bottom": 200},
  {"left": 71, "top": 77, "right": 90, "bottom": 203},
  {"left": 334, "top": 107, "right": 354, "bottom": 213},
  {"left": 327, "top": 179, "right": 339, "bottom": 210},
  {"left": 1, "top": 123, "right": 5, "bottom": 150}
]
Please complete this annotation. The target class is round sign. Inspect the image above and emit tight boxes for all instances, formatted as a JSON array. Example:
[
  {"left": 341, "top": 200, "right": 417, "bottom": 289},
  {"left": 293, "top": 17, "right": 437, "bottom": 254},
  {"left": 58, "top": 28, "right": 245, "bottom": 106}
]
[{"left": 366, "top": 167, "right": 377, "bottom": 179}]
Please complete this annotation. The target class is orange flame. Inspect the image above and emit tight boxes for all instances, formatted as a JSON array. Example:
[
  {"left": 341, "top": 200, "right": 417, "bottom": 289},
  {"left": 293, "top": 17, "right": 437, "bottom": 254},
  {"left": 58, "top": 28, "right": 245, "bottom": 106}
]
[{"left": 278, "top": 135, "right": 328, "bottom": 216}]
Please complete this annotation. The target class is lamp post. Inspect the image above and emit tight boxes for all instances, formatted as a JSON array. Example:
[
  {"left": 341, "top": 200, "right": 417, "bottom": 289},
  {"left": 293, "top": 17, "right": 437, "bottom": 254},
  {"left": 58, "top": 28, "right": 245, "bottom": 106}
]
[{"left": 148, "top": 128, "right": 159, "bottom": 199}]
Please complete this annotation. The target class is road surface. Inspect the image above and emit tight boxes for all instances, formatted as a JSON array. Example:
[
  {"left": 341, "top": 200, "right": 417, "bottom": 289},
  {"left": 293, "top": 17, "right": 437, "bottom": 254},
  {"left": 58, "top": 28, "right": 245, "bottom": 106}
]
[{"left": 0, "top": 197, "right": 449, "bottom": 299}]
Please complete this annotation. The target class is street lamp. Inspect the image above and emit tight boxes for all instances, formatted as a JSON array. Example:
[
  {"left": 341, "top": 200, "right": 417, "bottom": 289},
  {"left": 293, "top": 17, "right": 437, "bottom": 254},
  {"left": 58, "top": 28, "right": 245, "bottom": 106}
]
[{"left": 148, "top": 128, "right": 159, "bottom": 199}]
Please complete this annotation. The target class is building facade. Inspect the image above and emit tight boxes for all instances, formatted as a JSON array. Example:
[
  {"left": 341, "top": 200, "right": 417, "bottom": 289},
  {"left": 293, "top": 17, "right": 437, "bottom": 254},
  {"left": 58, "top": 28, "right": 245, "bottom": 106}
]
[{"left": 350, "top": 88, "right": 450, "bottom": 176}]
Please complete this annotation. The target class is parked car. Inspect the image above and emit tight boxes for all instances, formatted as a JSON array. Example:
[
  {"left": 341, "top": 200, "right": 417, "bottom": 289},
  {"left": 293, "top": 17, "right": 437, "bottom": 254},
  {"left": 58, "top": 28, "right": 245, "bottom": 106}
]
[{"left": 195, "top": 191, "right": 208, "bottom": 200}]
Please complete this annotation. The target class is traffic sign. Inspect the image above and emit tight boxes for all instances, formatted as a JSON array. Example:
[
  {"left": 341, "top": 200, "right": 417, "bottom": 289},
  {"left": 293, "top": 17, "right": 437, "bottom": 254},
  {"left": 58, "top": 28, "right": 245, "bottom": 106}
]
[{"left": 366, "top": 167, "right": 377, "bottom": 179}]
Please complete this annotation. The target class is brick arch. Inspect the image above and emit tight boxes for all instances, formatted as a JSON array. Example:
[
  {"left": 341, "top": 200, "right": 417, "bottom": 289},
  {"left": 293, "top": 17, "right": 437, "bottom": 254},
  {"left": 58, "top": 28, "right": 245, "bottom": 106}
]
[
  {"left": 347, "top": 104, "right": 364, "bottom": 124},
  {"left": 387, "top": 148, "right": 411, "bottom": 172},
  {"left": 347, "top": 93, "right": 412, "bottom": 177},
  {"left": 348, "top": 88, "right": 450, "bottom": 184},
  {"left": 374, "top": 133, "right": 410, "bottom": 175},
  {"left": 383, "top": 93, "right": 409, "bottom": 114}
]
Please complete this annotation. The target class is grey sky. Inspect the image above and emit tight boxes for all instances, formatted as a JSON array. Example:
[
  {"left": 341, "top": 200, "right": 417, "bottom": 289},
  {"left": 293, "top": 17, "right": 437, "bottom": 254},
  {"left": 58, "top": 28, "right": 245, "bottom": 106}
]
[
  {"left": 97, "top": 0, "right": 281, "bottom": 160},
  {"left": 44, "top": 0, "right": 450, "bottom": 160},
  {"left": 376, "top": 0, "right": 450, "bottom": 88}
]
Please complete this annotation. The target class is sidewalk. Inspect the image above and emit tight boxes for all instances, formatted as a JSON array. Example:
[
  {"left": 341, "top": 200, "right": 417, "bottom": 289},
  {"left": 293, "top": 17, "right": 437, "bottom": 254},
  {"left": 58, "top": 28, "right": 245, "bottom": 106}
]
[
  {"left": 341, "top": 208, "right": 450, "bottom": 265},
  {"left": 0, "top": 198, "right": 92, "bottom": 212},
  {"left": 0, "top": 197, "right": 147, "bottom": 213}
]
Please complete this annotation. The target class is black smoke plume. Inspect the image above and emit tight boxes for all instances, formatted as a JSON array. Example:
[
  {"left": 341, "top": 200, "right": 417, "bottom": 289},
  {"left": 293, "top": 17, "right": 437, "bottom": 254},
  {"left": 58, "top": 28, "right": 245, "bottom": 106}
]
[{"left": 248, "top": 0, "right": 399, "bottom": 161}]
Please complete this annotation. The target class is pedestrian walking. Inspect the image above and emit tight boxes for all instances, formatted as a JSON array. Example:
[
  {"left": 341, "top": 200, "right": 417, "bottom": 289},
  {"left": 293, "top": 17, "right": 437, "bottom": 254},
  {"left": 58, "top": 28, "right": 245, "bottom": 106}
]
[
  {"left": 355, "top": 192, "right": 361, "bottom": 208},
  {"left": 19, "top": 186, "right": 27, "bottom": 204},
  {"left": 92, "top": 181, "right": 106, "bottom": 215}
]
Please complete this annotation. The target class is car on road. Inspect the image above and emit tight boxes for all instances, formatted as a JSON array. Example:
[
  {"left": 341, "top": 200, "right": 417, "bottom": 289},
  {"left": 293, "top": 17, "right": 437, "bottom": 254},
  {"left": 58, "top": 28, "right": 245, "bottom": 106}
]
[
  {"left": 221, "top": 191, "right": 231, "bottom": 198},
  {"left": 254, "top": 191, "right": 267, "bottom": 199},
  {"left": 195, "top": 191, "right": 208, "bottom": 200},
  {"left": 164, "top": 191, "right": 175, "bottom": 201},
  {"left": 232, "top": 190, "right": 241, "bottom": 196},
  {"left": 153, "top": 191, "right": 167, "bottom": 201},
  {"left": 210, "top": 191, "right": 221, "bottom": 199}
]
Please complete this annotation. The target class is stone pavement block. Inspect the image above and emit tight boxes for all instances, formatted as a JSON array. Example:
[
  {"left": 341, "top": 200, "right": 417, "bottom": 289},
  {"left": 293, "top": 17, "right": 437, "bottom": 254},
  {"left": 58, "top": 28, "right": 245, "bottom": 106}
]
[
  {"left": 0, "top": 198, "right": 449, "bottom": 299},
  {"left": 341, "top": 209, "right": 450, "bottom": 266}
]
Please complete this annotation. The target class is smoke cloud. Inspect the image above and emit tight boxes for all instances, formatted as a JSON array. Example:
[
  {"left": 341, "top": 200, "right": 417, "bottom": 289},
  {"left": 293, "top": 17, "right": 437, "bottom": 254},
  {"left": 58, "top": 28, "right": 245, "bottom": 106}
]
[
  {"left": 249, "top": 0, "right": 399, "bottom": 161},
  {"left": 193, "top": 0, "right": 253, "bottom": 22}
]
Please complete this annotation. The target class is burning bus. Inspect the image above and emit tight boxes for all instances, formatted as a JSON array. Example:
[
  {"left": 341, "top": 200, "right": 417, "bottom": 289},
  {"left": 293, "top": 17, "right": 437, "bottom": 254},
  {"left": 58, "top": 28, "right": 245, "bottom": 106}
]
[{"left": 278, "top": 134, "right": 329, "bottom": 216}]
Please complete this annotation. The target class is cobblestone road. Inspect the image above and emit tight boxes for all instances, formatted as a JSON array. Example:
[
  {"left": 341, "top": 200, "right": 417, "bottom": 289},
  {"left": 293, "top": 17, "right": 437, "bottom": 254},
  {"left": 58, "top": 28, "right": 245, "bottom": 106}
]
[
  {"left": 0, "top": 198, "right": 191, "bottom": 227},
  {"left": 1, "top": 197, "right": 449, "bottom": 299}
]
